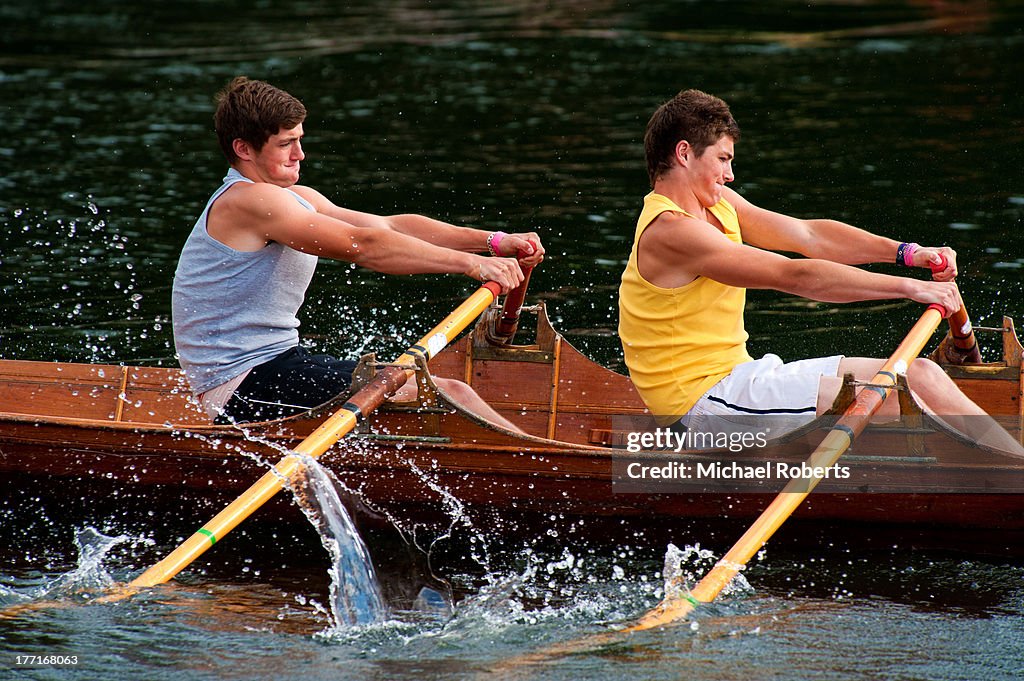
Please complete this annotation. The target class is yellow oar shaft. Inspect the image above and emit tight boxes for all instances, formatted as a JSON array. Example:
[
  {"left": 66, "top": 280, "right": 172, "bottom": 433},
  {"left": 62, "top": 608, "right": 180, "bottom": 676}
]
[
  {"left": 627, "top": 304, "right": 945, "bottom": 631},
  {"left": 126, "top": 283, "right": 501, "bottom": 591}
]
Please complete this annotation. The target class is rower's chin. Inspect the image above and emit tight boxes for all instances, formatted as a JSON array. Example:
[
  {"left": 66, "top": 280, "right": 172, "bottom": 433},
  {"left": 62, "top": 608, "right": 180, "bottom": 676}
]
[{"left": 279, "top": 167, "right": 300, "bottom": 186}]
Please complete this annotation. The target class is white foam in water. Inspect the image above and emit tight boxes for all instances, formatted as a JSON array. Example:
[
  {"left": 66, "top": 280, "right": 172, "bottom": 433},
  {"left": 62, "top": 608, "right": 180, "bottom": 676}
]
[{"left": 290, "top": 456, "right": 386, "bottom": 629}]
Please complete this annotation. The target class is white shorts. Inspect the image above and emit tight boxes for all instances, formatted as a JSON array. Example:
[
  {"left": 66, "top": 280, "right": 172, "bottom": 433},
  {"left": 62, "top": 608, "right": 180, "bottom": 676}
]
[{"left": 682, "top": 354, "right": 843, "bottom": 439}]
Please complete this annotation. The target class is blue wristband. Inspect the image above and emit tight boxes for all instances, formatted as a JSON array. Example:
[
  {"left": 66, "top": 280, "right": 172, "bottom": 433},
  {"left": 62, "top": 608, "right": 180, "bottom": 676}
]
[{"left": 896, "top": 242, "right": 908, "bottom": 265}]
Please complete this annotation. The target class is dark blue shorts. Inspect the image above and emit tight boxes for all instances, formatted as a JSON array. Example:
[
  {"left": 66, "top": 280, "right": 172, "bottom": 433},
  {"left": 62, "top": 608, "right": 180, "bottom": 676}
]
[{"left": 217, "top": 346, "right": 358, "bottom": 424}]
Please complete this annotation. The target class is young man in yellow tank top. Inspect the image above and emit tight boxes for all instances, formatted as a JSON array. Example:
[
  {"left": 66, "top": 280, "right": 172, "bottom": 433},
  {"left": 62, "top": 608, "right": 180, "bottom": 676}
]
[{"left": 619, "top": 89, "right": 1020, "bottom": 453}]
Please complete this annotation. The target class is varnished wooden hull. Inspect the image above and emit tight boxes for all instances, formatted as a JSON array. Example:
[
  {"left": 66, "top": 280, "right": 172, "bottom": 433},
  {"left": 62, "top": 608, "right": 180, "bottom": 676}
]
[{"left": 2, "top": 303, "right": 1024, "bottom": 544}]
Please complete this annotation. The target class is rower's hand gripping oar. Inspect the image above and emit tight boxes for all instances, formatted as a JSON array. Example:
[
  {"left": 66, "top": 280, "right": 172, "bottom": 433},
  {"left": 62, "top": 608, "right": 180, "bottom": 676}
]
[
  {"left": 115, "top": 282, "right": 503, "bottom": 595},
  {"left": 623, "top": 301, "right": 949, "bottom": 632}
]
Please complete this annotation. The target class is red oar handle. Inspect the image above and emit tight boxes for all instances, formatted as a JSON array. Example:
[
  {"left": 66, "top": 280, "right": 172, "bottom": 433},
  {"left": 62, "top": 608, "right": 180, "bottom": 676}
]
[{"left": 930, "top": 254, "right": 981, "bottom": 364}]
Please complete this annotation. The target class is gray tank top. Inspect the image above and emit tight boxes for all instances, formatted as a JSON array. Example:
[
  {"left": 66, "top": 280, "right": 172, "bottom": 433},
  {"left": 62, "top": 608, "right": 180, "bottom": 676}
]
[{"left": 171, "top": 169, "right": 319, "bottom": 394}]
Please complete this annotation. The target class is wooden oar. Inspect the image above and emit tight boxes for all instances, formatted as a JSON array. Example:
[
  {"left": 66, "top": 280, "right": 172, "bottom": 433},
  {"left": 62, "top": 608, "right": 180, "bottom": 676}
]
[
  {"left": 0, "top": 283, "right": 502, "bottom": 619},
  {"left": 114, "top": 282, "right": 502, "bottom": 595},
  {"left": 941, "top": 294, "right": 981, "bottom": 364},
  {"left": 124, "top": 282, "right": 500, "bottom": 590},
  {"left": 459, "top": 304, "right": 952, "bottom": 675},
  {"left": 486, "top": 263, "right": 534, "bottom": 345},
  {"left": 622, "top": 302, "right": 947, "bottom": 632},
  {"left": 930, "top": 256, "right": 981, "bottom": 365}
]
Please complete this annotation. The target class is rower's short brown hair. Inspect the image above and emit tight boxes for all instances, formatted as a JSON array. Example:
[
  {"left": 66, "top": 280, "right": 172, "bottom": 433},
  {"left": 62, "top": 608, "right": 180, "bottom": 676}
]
[
  {"left": 213, "top": 76, "right": 307, "bottom": 163},
  {"left": 644, "top": 89, "right": 741, "bottom": 187}
]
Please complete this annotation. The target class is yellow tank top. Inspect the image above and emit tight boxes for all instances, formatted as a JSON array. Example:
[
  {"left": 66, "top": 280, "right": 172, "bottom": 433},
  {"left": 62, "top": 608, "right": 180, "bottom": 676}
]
[{"left": 618, "top": 192, "right": 752, "bottom": 419}]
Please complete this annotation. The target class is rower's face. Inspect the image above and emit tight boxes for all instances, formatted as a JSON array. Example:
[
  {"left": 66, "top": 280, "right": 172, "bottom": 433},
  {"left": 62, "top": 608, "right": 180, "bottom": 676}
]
[
  {"left": 692, "top": 136, "right": 735, "bottom": 206},
  {"left": 249, "top": 123, "right": 305, "bottom": 187}
]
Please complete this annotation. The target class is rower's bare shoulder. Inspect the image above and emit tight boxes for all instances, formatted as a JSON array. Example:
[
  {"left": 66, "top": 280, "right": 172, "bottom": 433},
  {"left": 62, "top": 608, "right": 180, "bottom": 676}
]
[
  {"left": 635, "top": 212, "right": 708, "bottom": 286},
  {"left": 721, "top": 186, "right": 744, "bottom": 203},
  {"left": 721, "top": 186, "right": 772, "bottom": 227},
  {"left": 208, "top": 183, "right": 307, "bottom": 250},
  {"left": 643, "top": 211, "right": 720, "bottom": 252},
  {"left": 289, "top": 184, "right": 327, "bottom": 205},
  {"left": 219, "top": 182, "right": 301, "bottom": 218},
  {"left": 645, "top": 209, "right": 688, "bottom": 235},
  {"left": 231, "top": 180, "right": 289, "bottom": 201}
]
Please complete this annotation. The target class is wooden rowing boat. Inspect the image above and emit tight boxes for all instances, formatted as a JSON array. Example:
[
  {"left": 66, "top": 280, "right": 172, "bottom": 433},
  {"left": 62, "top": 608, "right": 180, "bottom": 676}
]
[{"left": 3, "top": 299, "right": 1024, "bottom": 544}]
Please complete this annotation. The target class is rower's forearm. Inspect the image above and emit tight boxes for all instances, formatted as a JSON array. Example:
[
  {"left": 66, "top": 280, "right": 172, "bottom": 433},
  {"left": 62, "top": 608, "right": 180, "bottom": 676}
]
[
  {"left": 335, "top": 227, "right": 478, "bottom": 276},
  {"left": 802, "top": 219, "right": 900, "bottom": 265},
  {"left": 386, "top": 214, "right": 489, "bottom": 251},
  {"left": 780, "top": 259, "right": 914, "bottom": 303},
  {"left": 803, "top": 219, "right": 900, "bottom": 264}
]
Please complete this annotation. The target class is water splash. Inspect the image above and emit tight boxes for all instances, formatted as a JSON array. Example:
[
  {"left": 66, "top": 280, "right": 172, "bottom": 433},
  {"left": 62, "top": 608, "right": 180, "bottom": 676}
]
[
  {"left": 661, "top": 542, "right": 753, "bottom": 602},
  {"left": 45, "top": 528, "right": 146, "bottom": 600},
  {"left": 2, "top": 201, "right": 168, "bottom": 364},
  {"left": 0, "top": 527, "right": 149, "bottom": 608},
  {"left": 168, "top": 421, "right": 395, "bottom": 631},
  {"left": 290, "top": 456, "right": 387, "bottom": 629},
  {"left": 433, "top": 543, "right": 655, "bottom": 642}
]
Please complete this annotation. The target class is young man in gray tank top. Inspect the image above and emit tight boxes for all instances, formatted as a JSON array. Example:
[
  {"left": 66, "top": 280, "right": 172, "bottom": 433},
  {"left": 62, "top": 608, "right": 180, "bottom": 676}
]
[{"left": 171, "top": 77, "right": 543, "bottom": 430}]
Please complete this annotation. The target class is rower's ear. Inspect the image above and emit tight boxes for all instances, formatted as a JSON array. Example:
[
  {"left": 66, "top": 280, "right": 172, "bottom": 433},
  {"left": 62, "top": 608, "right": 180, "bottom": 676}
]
[
  {"left": 232, "top": 138, "right": 253, "bottom": 161},
  {"left": 675, "top": 140, "right": 691, "bottom": 166}
]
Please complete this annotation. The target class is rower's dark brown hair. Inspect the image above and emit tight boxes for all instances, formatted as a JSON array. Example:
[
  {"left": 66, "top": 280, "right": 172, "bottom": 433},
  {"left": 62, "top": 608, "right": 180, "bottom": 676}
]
[
  {"left": 214, "top": 76, "right": 307, "bottom": 164},
  {"left": 644, "top": 89, "right": 741, "bottom": 187}
]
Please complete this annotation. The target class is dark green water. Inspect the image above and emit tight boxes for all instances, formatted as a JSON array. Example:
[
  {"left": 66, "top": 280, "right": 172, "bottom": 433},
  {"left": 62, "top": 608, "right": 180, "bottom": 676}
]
[{"left": 3, "top": 2, "right": 1024, "bottom": 679}]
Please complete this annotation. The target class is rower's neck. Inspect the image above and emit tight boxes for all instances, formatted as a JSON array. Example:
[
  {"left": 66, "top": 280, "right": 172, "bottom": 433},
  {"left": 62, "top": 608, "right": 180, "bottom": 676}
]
[{"left": 653, "top": 184, "right": 710, "bottom": 221}]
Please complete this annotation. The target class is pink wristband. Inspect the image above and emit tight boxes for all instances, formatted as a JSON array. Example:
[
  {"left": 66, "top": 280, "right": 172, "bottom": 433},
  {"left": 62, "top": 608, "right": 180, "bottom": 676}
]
[
  {"left": 487, "top": 231, "right": 508, "bottom": 257},
  {"left": 902, "top": 242, "right": 918, "bottom": 267}
]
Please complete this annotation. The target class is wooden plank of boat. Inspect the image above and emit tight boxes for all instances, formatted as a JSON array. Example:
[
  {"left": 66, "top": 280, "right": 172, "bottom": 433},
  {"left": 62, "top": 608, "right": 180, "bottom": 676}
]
[{"left": 2, "top": 300, "right": 1024, "bottom": 537}]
